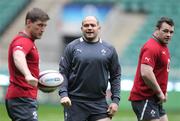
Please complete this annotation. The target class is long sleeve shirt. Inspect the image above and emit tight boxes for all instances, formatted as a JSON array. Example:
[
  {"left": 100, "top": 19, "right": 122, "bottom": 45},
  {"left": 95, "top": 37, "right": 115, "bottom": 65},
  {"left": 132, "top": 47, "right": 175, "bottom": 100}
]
[{"left": 59, "top": 37, "right": 121, "bottom": 104}]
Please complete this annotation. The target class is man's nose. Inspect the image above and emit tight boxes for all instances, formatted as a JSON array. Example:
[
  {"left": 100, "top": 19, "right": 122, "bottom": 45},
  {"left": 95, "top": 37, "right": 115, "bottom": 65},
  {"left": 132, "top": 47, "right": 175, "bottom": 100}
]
[
  {"left": 167, "top": 32, "right": 172, "bottom": 37},
  {"left": 87, "top": 25, "right": 93, "bottom": 29},
  {"left": 41, "top": 26, "right": 45, "bottom": 32}
]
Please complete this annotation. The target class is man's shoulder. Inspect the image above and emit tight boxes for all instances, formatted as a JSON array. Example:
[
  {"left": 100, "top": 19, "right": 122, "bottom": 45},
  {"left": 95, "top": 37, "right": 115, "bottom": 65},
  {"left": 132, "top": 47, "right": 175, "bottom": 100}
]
[
  {"left": 11, "top": 35, "right": 31, "bottom": 44},
  {"left": 67, "top": 38, "right": 81, "bottom": 46},
  {"left": 13, "top": 32, "right": 32, "bottom": 41},
  {"left": 101, "top": 40, "right": 115, "bottom": 50},
  {"left": 64, "top": 38, "right": 83, "bottom": 52},
  {"left": 144, "top": 38, "right": 160, "bottom": 49}
]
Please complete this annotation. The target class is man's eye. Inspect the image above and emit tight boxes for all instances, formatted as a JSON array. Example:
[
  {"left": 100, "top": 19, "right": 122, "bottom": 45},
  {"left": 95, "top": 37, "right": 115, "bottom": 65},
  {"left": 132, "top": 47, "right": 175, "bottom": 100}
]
[
  {"left": 163, "top": 30, "right": 168, "bottom": 33},
  {"left": 163, "top": 30, "right": 174, "bottom": 34},
  {"left": 170, "top": 31, "right": 174, "bottom": 34},
  {"left": 38, "top": 24, "right": 46, "bottom": 27},
  {"left": 84, "top": 25, "right": 89, "bottom": 27},
  {"left": 83, "top": 24, "right": 96, "bottom": 27}
]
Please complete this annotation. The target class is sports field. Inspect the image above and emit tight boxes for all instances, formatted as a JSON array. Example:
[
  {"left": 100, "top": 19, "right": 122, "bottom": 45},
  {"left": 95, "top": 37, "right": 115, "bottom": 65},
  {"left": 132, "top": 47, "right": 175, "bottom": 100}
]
[{"left": 0, "top": 103, "right": 179, "bottom": 121}]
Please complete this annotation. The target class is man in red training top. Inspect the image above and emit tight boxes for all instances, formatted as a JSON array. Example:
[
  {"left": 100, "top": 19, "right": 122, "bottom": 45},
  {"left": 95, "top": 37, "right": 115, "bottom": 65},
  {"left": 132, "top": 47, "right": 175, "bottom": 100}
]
[
  {"left": 5, "top": 8, "right": 49, "bottom": 121},
  {"left": 129, "top": 17, "right": 174, "bottom": 121}
]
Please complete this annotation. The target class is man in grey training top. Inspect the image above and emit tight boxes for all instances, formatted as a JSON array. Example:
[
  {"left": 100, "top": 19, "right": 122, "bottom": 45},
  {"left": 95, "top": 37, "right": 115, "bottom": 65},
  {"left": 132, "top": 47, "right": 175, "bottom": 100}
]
[{"left": 59, "top": 16, "right": 121, "bottom": 121}]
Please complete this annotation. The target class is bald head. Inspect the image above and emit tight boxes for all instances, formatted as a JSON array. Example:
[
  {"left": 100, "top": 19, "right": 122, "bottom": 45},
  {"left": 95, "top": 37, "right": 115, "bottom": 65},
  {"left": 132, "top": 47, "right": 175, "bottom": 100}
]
[
  {"left": 82, "top": 16, "right": 99, "bottom": 26},
  {"left": 81, "top": 16, "right": 100, "bottom": 42}
]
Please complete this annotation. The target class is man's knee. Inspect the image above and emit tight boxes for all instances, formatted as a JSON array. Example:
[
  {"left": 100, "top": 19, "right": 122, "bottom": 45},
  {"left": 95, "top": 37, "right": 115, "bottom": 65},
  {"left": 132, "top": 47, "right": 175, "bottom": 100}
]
[{"left": 97, "top": 117, "right": 111, "bottom": 121}]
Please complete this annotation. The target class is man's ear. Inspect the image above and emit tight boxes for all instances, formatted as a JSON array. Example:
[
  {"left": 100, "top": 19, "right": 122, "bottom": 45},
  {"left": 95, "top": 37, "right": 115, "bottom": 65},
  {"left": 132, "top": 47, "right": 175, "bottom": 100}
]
[
  {"left": 155, "top": 27, "right": 159, "bottom": 31},
  {"left": 26, "top": 19, "right": 32, "bottom": 25}
]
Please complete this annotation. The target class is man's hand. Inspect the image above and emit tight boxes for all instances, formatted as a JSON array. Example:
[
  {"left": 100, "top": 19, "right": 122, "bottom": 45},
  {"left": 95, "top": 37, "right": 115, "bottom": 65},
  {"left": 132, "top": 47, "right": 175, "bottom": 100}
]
[
  {"left": 156, "top": 91, "right": 166, "bottom": 104},
  {"left": 107, "top": 103, "right": 118, "bottom": 118},
  {"left": 60, "top": 96, "right": 72, "bottom": 107},
  {"left": 25, "top": 75, "right": 38, "bottom": 87}
]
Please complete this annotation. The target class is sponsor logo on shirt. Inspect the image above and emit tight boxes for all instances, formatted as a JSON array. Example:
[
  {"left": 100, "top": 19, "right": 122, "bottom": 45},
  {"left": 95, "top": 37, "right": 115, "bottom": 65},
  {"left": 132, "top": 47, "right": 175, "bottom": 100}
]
[
  {"left": 76, "top": 49, "right": 82, "bottom": 53},
  {"left": 145, "top": 57, "right": 150, "bottom": 62}
]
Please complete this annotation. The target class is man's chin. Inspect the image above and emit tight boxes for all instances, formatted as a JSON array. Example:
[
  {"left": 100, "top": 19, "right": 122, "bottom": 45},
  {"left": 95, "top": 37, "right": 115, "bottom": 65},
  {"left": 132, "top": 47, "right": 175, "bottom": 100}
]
[
  {"left": 85, "top": 36, "right": 94, "bottom": 40},
  {"left": 163, "top": 41, "right": 169, "bottom": 44},
  {"left": 87, "top": 38, "right": 95, "bottom": 41},
  {"left": 36, "top": 36, "right": 42, "bottom": 39}
]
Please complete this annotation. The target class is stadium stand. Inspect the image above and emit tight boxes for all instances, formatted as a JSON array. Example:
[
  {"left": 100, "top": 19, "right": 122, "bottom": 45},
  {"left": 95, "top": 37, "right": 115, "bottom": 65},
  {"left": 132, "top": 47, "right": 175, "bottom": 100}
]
[
  {"left": 0, "top": 0, "right": 31, "bottom": 36},
  {"left": 72, "top": 0, "right": 116, "bottom": 2},
  {"left": 120, "top": 0, "right": 180, "bottom": 80},
  {"left": 0, "top": 0, "right": 32, "bottom": 78}
]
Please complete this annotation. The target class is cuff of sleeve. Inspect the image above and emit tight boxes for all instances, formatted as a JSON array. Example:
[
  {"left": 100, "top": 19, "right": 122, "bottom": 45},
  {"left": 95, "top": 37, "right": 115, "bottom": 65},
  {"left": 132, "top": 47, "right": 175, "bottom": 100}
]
[
  {"left": 112, "top": 97, "right": 120, "bottom": 105},
  {"left": 59, "top": 91, "right": 68, "bottom": 98}
]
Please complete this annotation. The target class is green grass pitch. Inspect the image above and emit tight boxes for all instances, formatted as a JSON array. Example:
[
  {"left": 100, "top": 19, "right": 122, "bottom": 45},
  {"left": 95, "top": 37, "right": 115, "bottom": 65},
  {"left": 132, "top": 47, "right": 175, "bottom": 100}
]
[{"left": 0, "top": 103, "right": 179, "bottom": 121}]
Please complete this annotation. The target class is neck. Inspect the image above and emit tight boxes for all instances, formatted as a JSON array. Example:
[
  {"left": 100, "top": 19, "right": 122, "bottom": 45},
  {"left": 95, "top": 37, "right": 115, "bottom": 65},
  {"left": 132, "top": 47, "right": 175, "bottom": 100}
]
[
  {"left": 152, "top": 31, "right": 161, "bottom": 42},
  {"left": 152, "top": 33, "right": 167, "bottom": 46},
  {"left": 83, "top": 36, "right": 99, "bottom": 43},
  {"left": 21, "top": 29, "right": 36, "bottom": 41},
  {"left": 23, "top": 29, "right": 31, "bottom": 38},
  {"left": 152, "top": 34, "right": 158, "bottom": 41}
]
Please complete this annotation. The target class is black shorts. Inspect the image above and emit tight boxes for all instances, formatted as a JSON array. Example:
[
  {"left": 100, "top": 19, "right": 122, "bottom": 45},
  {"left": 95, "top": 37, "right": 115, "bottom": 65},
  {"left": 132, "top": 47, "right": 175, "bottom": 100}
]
[
  {"left": 5, "top": 97, "right": 38, "bottom": 121},
  {"left": 131, "top": 98, "right": 166, "bottom": 121},
  {"left": 64, "top": 99, "right": 110, "bottom": 121}
]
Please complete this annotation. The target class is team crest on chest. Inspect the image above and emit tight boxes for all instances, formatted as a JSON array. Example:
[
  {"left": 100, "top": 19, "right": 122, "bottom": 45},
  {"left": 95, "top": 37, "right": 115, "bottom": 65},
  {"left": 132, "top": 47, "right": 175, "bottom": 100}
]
[{"left": 101, "top": 49, "right": 107, "bottom": 55}]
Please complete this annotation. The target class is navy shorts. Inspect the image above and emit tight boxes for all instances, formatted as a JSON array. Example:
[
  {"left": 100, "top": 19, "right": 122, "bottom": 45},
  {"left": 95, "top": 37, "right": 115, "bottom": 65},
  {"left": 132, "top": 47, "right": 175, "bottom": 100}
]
[
  {"left": 5, "top": 97, "right": 38, "bottom": 121},
  {"left": 64, "top": 99, "right": 110, "bottom": 121},
  {"left": 131, "top": 98, "right": 166, "bottom": 121}
]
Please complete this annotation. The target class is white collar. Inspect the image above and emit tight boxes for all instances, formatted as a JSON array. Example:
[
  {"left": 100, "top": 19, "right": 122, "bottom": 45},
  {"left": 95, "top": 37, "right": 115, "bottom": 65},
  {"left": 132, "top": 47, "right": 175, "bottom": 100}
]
[{"left": 80, "top": 37, "right": 102, "bottom": 43}]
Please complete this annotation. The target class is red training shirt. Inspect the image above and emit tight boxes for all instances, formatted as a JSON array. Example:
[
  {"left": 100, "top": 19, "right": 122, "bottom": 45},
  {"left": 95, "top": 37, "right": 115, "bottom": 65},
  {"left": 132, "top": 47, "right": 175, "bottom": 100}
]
[
  {"left": 129, "top": 37, "right": 170, "bottom": 101},
  {"left": 6, "top": 32, "right": 39, "bottom": 99}
]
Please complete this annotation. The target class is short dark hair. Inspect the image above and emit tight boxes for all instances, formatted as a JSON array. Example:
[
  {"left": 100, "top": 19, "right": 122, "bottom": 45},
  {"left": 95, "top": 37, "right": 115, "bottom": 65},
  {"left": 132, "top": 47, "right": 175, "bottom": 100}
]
[
  {"left": 25, "top": 8, "right": 49, "bottom": 24},
  {"left": 156, "top": 17, "right": 174, "bottom": 29}
]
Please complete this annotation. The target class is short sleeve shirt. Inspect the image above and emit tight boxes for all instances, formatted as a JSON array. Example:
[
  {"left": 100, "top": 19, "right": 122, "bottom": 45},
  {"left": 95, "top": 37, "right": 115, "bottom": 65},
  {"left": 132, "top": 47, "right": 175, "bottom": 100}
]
[
  {"left": 129, "top": 38, "right": 170, "bottom": 101},
  {"left": 6, "top": 32, "right": 39, "bottom": 99}
]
